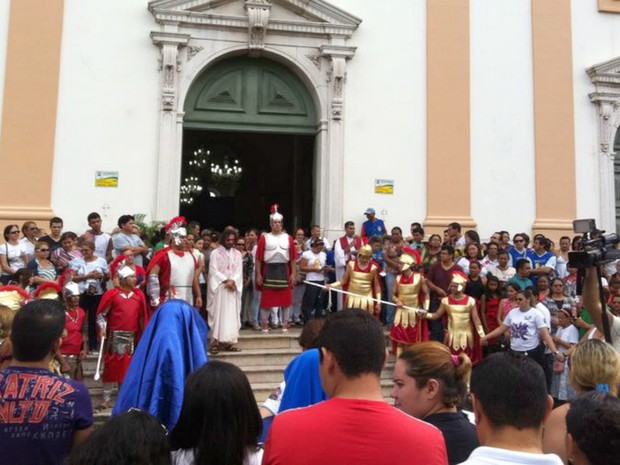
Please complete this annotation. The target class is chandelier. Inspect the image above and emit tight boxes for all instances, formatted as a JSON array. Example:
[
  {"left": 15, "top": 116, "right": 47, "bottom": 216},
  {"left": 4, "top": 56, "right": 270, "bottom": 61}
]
[
  {"left": 211, "top": 157, "right": 242, "bottom": 182},
  {"left": 180, "top": 145, "right": 243, "bottom": 205}
]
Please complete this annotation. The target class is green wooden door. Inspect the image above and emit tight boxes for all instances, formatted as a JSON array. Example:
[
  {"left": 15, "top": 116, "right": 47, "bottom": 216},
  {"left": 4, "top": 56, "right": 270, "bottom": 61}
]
[{"left": 184, "top": 57, "right": 317, "bottom": 134}]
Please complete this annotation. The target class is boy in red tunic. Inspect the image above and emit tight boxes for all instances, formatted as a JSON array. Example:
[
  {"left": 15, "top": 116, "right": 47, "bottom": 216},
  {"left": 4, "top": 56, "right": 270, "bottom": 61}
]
[
  {"left": 60, "top": 282, "right": 87, "bottom": 380},
  {"left": 96, "top": 266, "right": 148, "bottom": 409}
]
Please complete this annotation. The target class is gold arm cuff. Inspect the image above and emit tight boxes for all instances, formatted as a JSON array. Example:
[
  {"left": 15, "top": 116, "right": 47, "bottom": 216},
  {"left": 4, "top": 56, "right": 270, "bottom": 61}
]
[
  {"left": 375, "top": 294, "right": 382, "bottom": 303},
  {"left": 423, "top": 297, "right": 430, "bottom": 311},
  {"left": 331, "top": 281, "right": 342, "bottom": 289},
  {"left": 476, "top": 325, "right": 485, "bottom": 338}
]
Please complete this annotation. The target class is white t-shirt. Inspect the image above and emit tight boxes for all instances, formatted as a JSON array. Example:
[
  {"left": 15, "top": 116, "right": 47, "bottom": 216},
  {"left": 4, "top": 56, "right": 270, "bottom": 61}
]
[
  {"left": 301, "top": 250, "right": 326, "bottom": 282},
  {"left": 534, "top": 303, "right": 551, "bottom": 354},
  {"left": 503, "top": 307, "right": 548, "bottom": 352},
  {"left": 172, "top": 447, "right": 263, "bottom": 465},
  {"left": 0, "top": 242, "right": 26, "bottom": 273},
  {"left": 91, "top": 232, "right": 111, "bottom": 260},
  {"left": 69, "top": 257, "right": 109, "bottom": 294},
  {"left": 611, "top": 313, "right": 620, "bottom": 353},
  {"left": 18, "top": 237, "right": 35, "bottom": 260},
  {"left": 459, "top": 446, "right": 563, "bottom": 465}
]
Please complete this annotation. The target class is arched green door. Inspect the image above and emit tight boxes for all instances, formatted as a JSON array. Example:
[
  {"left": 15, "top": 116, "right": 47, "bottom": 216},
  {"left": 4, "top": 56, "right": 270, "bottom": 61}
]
[
  {"left": 184, "top": 57, "right": 317, "bottom": 134},
  {"left": 180, "top": 57, "right": 317, "bottom": 232}
]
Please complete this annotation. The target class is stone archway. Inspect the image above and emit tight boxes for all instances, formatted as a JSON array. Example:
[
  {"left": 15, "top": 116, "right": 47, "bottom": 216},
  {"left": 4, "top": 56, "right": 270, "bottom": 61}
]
[{"left": 148, "top": 0, "right": 361, "bottom": 239}]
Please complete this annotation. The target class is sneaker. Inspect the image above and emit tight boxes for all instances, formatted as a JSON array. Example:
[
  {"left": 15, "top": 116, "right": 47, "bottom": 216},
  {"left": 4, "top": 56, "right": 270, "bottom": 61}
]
[
  {"left": 252, "top": 323, "right": 261, "bottom": 331},
  {"left": 261, "top": 328, "right": 270, "bottom": 334}
]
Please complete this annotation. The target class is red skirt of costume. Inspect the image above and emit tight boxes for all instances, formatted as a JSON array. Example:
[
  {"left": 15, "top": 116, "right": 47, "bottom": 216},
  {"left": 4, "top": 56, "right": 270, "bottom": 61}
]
[
  {"left": 103, "top": 351, "right": 133, "bottom": 383},
  {"left": 390, "top": 320, "right": 429, "bottom": 351},
  {"left": 450, "top": 333, "right": 483, "bottom": 365}
]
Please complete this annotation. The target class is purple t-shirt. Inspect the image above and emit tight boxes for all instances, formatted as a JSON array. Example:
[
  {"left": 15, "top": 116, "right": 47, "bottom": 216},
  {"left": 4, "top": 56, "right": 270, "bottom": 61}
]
[{"left": 0, "top": 366, "right": 93, "bottom": 465}]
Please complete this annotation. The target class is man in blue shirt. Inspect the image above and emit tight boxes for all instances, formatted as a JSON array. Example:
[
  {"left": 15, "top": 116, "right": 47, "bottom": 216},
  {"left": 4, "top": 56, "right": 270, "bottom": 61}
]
[
  {"left": 527, "top": 237, "right": 556, "bottom": 286},
  {"left": 361, "top": 208, "right": 386, "bottom": 240}
]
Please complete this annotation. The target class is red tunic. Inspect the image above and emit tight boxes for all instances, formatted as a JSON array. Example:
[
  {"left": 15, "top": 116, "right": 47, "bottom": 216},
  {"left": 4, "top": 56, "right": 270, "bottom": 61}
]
[
  {"left": 484, "top": 296, "right": 501, "bottom": 345},
  {"left": 97, "top": 288, "right": 148, "bottom": 383},
  {"left": 256, "top": 234, "right": 296, "bottom": 308},
  {"left": 60, "top": 307, "right": 86, "bottom": 355}
]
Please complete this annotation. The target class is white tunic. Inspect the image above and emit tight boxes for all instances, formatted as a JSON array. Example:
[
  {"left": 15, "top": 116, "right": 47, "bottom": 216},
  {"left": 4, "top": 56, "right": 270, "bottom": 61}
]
[
  {"left": 207, "top": 246, "right": 243, "bottom": 343},
  {"left": 168, "top": 250, "right": 196, "bottom": 304}
]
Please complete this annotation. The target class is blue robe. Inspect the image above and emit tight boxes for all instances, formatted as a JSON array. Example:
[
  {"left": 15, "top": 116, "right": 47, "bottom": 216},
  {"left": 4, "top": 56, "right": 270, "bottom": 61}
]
[
  {"left": 112, "top": 299, "right": 208, "bottom": 430},
  {"left": 278, "top": 348, "right": 327, "bottom": 413}
]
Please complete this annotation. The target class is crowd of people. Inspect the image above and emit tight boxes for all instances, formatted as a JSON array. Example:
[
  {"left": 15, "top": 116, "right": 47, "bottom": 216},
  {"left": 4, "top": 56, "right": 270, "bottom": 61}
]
[{"left": 0, "top": 206, "right": 619, "bottom": 465}]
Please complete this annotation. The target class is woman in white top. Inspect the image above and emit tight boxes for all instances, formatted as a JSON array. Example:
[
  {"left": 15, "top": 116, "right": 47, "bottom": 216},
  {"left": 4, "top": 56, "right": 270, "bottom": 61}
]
[
  {"left": 481, "top": 288, "right": 564, "bottom": 370},
  {"left": 0, "top": 224, "right": 26, "bottom": 284},
  {"left": 550, "top": 308, "right": 579, "bottom": 403},
  {"left": 170, "top": 361, "right": 263, "bottom": 465}
]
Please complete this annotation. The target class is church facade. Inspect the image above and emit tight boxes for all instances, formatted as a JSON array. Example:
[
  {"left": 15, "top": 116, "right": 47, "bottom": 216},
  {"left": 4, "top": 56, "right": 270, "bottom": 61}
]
[{"left": 1, "top": 0, "right": 620, "bottom": 242}]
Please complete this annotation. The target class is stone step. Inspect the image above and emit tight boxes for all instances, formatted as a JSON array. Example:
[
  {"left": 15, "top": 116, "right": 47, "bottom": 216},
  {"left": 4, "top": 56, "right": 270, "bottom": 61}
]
[
  {"left": 210, "top": 348, "right": 302, "bottom": 367},
  {"left": 236, "top": 329, "right": 303, "bottom": 350},
  {"left": 83, "top": 327, "right": 398, "bottom": 427}
]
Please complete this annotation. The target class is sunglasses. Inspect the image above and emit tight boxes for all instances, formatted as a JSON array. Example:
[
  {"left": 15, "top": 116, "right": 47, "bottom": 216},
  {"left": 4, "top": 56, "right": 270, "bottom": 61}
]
[
  {"left": 236, "top": 243, "right": 245, "bottom": 246},
  {"left": 9, "top": 230, "right": 19, "bottom": 234},
  {"left": 514, "top": 239, "right": 524, "bottom": 243}
]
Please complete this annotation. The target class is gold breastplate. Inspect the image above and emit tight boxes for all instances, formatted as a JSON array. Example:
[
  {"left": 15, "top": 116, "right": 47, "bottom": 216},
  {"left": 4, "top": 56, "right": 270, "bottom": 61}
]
[
  {"left": 349, "top": 264, "right": 375, "bottom": 295},
  {"left": 442, "top": 296, "right": 476, "bottom": 350},
  {"left": 396, "top": 274, "right": 422, "bottom": 308}
]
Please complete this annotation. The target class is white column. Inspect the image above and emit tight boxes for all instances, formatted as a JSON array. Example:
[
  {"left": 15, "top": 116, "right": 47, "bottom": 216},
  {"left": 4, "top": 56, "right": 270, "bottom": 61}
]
[
  {"left": 151, "top": 31, "right": 190, "bottom": 221},
  {"left": 320, "top": 44, "right": 356, "bottom": 243}
]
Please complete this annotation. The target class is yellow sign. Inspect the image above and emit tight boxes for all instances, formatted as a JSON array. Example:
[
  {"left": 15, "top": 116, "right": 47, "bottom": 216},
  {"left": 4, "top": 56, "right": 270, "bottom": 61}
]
[
  {"left": 95, "top": 171, "right": 119, "bottom": 188},
  {"left": 374, "top": 179, "right": 394, "bottom": 194}
]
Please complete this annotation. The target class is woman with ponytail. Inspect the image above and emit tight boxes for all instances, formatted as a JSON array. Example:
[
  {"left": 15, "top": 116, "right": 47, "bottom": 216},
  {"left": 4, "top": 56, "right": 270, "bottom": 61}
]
[{"left": 391, "top": 341, "right": 479, "bottom": 465}]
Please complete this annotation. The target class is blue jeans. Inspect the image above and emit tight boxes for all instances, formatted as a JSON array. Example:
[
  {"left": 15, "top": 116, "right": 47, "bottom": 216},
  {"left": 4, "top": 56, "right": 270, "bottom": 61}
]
[{"left": 384, "top": 272, "right": 398, "bottom": 325}]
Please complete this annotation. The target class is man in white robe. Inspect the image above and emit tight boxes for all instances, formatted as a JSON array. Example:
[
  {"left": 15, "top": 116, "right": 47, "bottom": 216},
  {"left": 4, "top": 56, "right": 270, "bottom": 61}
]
[{"left": 207, "top": 228, "right": 243, "bottom": 353}]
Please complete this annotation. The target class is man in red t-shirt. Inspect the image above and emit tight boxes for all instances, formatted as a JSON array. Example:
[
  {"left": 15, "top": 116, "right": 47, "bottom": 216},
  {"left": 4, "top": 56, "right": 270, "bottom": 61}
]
[{"left": 263, "top": 309, "right": 448, "bottom": 465}]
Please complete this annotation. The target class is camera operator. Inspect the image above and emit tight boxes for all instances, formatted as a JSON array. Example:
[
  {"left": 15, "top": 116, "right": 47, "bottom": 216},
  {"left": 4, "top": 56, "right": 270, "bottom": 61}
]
[{"left": 582, "top": 266, "right": 620, "bottom": 352}]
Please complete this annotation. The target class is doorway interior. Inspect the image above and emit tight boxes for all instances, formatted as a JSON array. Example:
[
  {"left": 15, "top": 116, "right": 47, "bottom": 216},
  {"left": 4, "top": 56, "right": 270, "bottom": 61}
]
[{"left": 179, "top": 129, "right": 315, "bottom": 233}]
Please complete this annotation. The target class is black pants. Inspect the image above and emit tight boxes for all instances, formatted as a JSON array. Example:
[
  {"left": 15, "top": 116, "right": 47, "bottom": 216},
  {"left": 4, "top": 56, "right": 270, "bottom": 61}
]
[
  {"left": 428, "top": 298, "right": 444, "bottom": 342},
  {"left": 510, "top": 344, "right": 546, "bottom": 374},
  {"left": 80, "top": 293, "right": 102, "bottom": 351},
  {"left": 302, "top": 281, "right": 326, "bottom": 322}
]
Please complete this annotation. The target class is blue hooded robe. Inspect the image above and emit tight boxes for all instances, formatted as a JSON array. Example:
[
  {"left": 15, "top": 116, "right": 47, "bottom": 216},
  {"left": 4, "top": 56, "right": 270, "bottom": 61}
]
[{"left": 112, "top": 299, "right": 208, "bottom": 430}]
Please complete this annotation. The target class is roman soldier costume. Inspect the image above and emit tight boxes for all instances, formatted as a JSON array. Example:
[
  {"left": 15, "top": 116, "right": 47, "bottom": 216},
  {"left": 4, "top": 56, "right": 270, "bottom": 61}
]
[{"left": 389, "top": 247, "right": 429, "bottom": 355}]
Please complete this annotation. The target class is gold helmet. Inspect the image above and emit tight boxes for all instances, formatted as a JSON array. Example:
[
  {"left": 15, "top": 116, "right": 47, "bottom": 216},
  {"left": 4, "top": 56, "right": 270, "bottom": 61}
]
[
  {"left": 399, "top": 247, "right": 421, "bottom": 272},
  {"left": 0, "top": 285, "right": 29, "bottom": 311},
  {"left": 358, "top": 244, "right": 372, "bottom": 257},
  {"left": 451, "top": 271, "right": 468, "bottom": 292}
]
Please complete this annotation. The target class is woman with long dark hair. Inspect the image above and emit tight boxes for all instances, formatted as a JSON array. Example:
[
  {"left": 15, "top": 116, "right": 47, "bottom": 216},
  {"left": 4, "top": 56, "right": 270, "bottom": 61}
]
[{"left": 170, "top": 360, "right": 263, "bottom": 465}]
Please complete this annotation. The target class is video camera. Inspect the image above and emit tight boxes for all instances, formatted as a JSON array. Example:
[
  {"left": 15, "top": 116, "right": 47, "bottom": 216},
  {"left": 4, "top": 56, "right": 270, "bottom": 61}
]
[{"left": 568, "top": 219, "right": 620, "bottom": 269}]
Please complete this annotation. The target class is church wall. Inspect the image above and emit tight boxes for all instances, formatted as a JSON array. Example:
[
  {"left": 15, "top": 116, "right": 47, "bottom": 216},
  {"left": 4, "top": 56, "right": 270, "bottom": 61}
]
[
  {"left": 470, "top": 0, "right": 536, "bottom": 239},
  {"left": 571, "top": 0, "right": 620, "bottom": 224},
  {"left": 5, "top": 0, "right": 618, "bottom": 237},
  {"left": 52, "top": 0, "right": 160, "bottom": 232},
  {"left": 0, "top": 0, "right": 11, "bottom": 141},
  {"left": 332, "top": 0, "right": 427, "bottom": 233}
]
